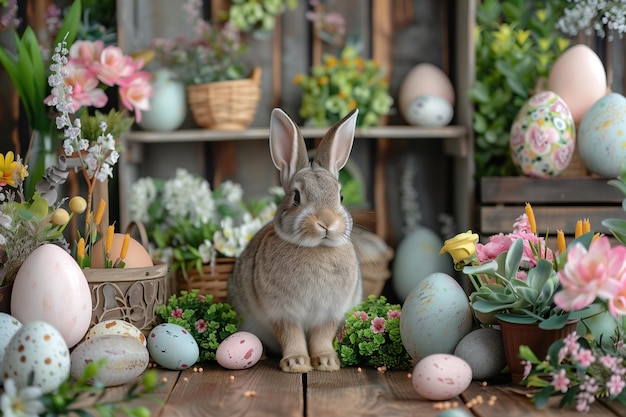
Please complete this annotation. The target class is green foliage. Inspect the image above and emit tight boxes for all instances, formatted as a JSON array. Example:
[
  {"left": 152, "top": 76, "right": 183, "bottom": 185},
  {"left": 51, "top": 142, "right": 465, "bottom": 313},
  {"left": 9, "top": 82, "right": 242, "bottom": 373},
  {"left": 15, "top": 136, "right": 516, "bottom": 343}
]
[
  {"left": 295, "top": 45, "right": 393, "bottom": 128},
  {"left": 334, "top": 295, "right": 412, "bottom": 370},
  {"left": 156, "top": 290, "right": 240, "bottom": 362},
  {"left": 465, "top": 237, "right": 592, "bottom": 329},
  {"left": 602, "top": 167, "right": 626, "bottom": 244},
  {"left": 79, "top": 109, "right": 134, "bottom": 142},
  {"left": 471, "top": 0, "right": 569, "bottom": 178},
  {"left": 38, "top": 358, "right": 161, "bottom": 417},
  {"left": 228, "top": 0, "right": 297, "bottom": 33}
]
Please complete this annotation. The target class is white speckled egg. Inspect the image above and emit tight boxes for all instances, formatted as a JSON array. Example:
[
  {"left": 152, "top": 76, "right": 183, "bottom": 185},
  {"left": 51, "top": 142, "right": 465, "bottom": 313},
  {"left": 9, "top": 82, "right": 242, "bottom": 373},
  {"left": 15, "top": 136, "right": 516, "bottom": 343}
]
[
  {"left": 509, "top": 91, "right": 576, "bottom": 178},
  {"left": 2, "top": 321, "right": 70, "bottom": 394},
  {"left": 403, "top": 95, "right": 454, "bottom": 127},
  {"left": 454, "top": 328, "right": 506, "bottom": 380},
  {"left": 216, "top": 331, "right": 263, "bottom": 370},
  {"left": 11, "top": 244, "right": 92, "bottom": 348},
  {"left": 147, "top": 323, "right": 199, "bottom": 370},
  {"left": 0, "top": 313, "right": 22, "bottom": 371},
  {"left": 71, "top": 334, "right": 149, "bottom": 387},
  {"left": 399, "top": 63, "right": 455, "bottom": 110},
  {"left": 578, "top": 92, "right": 626, "bottom": 178},
  {"left": 400, "top": 273, "right": 472, "bottom": 361},
  {"left": 86, "top": 320, "right": 146, "bottom": 346},
  {"left": 412, "top": 354, "right": 472, "bottom": 400}
]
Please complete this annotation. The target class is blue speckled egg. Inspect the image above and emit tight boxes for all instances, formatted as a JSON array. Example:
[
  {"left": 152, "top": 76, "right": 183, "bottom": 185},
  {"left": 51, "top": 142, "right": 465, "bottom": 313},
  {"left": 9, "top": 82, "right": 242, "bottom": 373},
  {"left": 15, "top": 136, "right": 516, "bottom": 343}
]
[
  {"left": 509, "top": 91, "right": 576, "bottom": 178},
  {"left": 578, "top": 93, "right": 626, "bottom": 178},
  {"left": 400, "top": 273, "right": 473, "bottom": 362},
  {"left": 147, "top": 323, "right": 199, "bottom": 370}
]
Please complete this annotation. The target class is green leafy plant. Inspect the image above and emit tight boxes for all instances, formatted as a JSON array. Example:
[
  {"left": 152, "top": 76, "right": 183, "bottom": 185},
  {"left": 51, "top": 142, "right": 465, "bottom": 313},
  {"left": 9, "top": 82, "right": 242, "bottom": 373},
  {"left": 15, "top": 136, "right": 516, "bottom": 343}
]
[
  {"left": 602, "top": 167, "right": 626, "bottom": 244},
  {"left": 464, "top": 236, "right": 592, "bottom": 330},
  {"left": 294, "top": 45, "right": 393, "bottom": 128},
  {"left": 228, "top": 0, "right": 297, "bottom": 33},
  {"left": 334, "top": 295, "right": 412, "bottom": 370},
  {"left": 156, "top": 290, "right": 240, "bottom": 362},
  {"left": 470, "top": 0, "right": 569, "bottom": 178}
]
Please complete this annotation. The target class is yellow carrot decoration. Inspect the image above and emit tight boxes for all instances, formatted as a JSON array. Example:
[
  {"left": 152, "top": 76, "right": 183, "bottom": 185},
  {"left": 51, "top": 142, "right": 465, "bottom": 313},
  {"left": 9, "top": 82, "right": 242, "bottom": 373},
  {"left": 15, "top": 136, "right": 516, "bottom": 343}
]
[
  {"left": 94, "top": 199, "right": 107, "bottom": 226},
  {"left": 557, "top": 230, "right": 566, "bottom": 254},
  {"left": 120, "top": 233, "right": 130, "bottom": 260},
  {"left": 525, "top": 203, "right": 536, "bottom": 234},
  {"left": 575, "top": 219, "right": 583, "bottom": 238},
  {"left": 106, "top": 225, "right": 115, "bottom": 256},
  {"left": 583, "top": 218, "right": 591, "bottom": 234}
]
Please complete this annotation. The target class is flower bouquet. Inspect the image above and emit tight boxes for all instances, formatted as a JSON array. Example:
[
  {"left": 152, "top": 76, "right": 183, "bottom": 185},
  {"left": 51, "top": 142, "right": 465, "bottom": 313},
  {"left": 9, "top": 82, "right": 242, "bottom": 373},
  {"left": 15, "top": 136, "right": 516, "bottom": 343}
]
[
  {"left": 130, "top": 168, "right": 278, "bottom": 300},
  {"left": 334, "top": 295, "right": 412, "bottom": 370}
]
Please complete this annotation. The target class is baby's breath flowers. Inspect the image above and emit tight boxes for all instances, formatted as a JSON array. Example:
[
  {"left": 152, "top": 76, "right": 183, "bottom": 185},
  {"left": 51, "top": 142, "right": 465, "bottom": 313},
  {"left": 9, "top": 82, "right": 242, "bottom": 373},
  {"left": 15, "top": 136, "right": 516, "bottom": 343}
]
[
  {"left": 130, "top": 168, "right": 278, "bottom": 278},
  {"left": 556, "top": 0, "right": 626, "bottom": 40}
]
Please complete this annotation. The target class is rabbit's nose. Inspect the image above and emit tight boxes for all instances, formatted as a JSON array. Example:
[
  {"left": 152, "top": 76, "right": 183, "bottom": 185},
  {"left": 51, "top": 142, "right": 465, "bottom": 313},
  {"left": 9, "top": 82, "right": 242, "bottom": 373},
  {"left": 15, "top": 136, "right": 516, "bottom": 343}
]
[{"left": 317, "top": 208, "right": 341, "bottom": 233}]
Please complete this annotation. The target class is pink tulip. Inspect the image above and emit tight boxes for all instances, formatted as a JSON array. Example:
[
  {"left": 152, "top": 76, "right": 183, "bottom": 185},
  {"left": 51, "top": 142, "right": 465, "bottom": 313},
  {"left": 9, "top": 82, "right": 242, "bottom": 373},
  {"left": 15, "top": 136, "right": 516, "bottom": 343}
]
[
  {"left": 118, "top": 72, "right": 152, "bottom": 123},
  {"left": 69, "top": 40, "right": 104, "bottom": 66},
  {"left": 91, "top": 45, "right": 140, "bottom": 86}
]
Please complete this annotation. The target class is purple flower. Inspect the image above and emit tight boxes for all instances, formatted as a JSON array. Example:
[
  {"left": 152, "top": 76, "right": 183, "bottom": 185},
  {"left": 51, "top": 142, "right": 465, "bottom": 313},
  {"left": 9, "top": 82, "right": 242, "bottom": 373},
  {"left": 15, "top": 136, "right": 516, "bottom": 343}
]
[
  {"left": 171, "top": 308, "right": 183, "bottom": 318},
  {"left": 370, "top": 317, "right": 386, "bottom": 334}
]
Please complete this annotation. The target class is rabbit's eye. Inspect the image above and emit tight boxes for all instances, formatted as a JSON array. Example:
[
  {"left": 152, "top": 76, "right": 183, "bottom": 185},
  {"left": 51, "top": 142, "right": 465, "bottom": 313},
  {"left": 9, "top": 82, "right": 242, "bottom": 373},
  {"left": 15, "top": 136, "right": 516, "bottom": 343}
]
[{"left": 293, "top": 190, "right": 301, "bottom": 206}]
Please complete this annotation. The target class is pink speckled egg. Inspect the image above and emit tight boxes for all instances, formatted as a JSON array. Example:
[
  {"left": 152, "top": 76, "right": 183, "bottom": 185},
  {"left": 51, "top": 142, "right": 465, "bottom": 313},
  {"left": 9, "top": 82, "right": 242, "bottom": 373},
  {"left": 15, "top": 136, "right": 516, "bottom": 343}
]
[
  {"left": 216, "top": 331, "right": 263, "bottom": 370},
  {"left": 412, "top": 354, "right": 472, "bottom": 401}
]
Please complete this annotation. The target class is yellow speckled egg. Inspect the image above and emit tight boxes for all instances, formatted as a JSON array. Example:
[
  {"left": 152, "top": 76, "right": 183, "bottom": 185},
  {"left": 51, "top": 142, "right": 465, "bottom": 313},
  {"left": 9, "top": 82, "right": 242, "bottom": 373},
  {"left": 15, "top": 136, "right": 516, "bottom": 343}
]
[
  {"left": 400, "top": 273, "right": 472, "bottom": 362},
  {"left": 87, "top": 319, "right": 147, "bottom": 346}
]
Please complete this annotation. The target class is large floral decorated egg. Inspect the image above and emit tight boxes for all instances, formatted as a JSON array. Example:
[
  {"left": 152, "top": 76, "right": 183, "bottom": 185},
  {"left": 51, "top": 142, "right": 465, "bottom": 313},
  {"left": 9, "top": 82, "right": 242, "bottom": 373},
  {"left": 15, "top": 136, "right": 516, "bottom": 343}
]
[{"left": 509, "top": 91, "right": 576, "bottom": 178}]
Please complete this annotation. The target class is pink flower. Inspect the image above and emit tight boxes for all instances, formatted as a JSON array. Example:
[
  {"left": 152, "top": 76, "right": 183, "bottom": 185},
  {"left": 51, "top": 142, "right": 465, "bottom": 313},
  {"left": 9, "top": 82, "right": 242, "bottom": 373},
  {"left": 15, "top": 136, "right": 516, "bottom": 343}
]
[
  {"left": 370, "top": 317, "right": 386, "bottom": 334},
  {"left": 551, "top": 368, "right": 571, "bottom": 393},
  {"left": 574, "top": 348, "right": 596, "bottom": 368},
  {"left": 386, "top": 310, "right": 401, "bottom": 320},
  {"left": 555, "top": 236, "right": 625, "bottom": 312},
  {"left": 171, "top": 308, "right": 183, "bottom": 318},
  {"left": 91, "top": 45, "right": 141, "bottom": 86},
  {"left": 353, "top": 311, "right": 368, "bottom": 321},
  {"left": 195, "top": 319, "right": 207, "bottom": 333},
  {"left": 607, "top": 374, "right": 626, "bottom": 397},
  {"left": 475, "top": 233, "right": 513, "bottom": 263},
  {"left": 61, "top": 62, "right": 108, "bottom": 110},
  {"left": 527, "top": 124, "right": 558, "bottom": 155},
  {"left": 118, "top": 72, "right": 152, "bottom": 123},
  {"left": 69, "top": 39, "right": 104, "bottom": 66}
]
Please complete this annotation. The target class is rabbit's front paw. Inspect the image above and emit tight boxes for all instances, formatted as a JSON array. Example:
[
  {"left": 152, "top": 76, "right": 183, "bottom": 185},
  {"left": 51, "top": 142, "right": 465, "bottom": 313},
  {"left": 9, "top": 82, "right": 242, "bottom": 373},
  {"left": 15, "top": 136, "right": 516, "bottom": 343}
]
[
  {"left": 312, "top": 352, "right": 340, "bottom": 371},
  {"left": 280, "top": 355, "right": 312, "bottom": 373}
]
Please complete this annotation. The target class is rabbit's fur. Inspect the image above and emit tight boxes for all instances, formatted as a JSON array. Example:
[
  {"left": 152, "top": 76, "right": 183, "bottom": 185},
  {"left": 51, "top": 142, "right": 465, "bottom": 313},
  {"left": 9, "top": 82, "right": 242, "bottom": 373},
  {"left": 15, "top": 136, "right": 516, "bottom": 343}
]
[{"left": 227, "top": 108, "right": 362, "bottom": 373}]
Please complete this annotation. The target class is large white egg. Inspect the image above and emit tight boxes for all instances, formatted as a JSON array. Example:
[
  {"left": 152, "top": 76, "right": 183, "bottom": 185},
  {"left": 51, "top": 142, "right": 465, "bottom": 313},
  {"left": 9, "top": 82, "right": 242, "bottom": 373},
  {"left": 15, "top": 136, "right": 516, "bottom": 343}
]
[
  {"left": 2, "top": 321, "right": 70, "bottom": 394},
  {"left": 399, "top": 64, "right": 455, "bottom": 124},
  {"left": 548, "top": 44, "right": 607, "bottom": 125},
  {"left": 403, "top": 95, "right": 454, "bottom": 127},
  {"left": 11, "top": 244, "right": 92, "bottom": 348},
  {"left": 400, "top": 272, "right": 472, "bottom": 362},
  {"left": 577, "top": 92, "right": 626, "bottom": 177}
]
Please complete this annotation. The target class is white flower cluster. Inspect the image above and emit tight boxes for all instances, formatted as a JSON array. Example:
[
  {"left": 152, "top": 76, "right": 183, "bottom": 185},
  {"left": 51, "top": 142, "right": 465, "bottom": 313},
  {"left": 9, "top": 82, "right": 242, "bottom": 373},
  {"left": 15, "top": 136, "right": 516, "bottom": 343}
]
[
  {"left": 162, "top": 168, "right": 216, "bottom": 227},
  {"left": 556, "top": 0, "right": 626, "bottom": 40},
  {"left": 47, "top": 36, "right": 119, "bottom": 182}
]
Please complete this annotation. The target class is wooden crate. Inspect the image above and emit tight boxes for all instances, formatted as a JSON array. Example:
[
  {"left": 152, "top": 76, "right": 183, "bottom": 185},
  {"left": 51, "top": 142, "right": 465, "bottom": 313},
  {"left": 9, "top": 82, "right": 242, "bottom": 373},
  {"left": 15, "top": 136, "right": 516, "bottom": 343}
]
[{"left": 479, "top": 176, "right": 625, "bottom": 237}]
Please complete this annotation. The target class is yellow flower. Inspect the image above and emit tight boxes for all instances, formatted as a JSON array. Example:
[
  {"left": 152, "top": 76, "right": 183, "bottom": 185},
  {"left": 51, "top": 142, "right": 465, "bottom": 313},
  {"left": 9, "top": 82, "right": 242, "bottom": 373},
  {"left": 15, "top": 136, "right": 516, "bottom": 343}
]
[
  {"left": 318, "top": 76, "right": 329, "bottom": 86},
  {"left": 51, "top": 208, "right": 70, "bottom": 226},
  {"left": 535, "top": 9, "right": 547, "bottom": 23},
  {"left": 557, "top": 38, "right": 570, "bottom": 53},
  {"left": 292, "top": 73, "right": 304, "bottom": 85},
  {"left": 0, "top": 151, "right": 26, "bottom": 187},
  {"left": 515, "top": 29, "right": 530, "bottom": 45},
  {"left": 439, "top": 231, "right": 479, "bottom": 264},
  {"left": 69, "top": 196, "right": 87, "bottom": 214},
  {"left": 325, "top": 55, "right": 338, "bottom": 68}
]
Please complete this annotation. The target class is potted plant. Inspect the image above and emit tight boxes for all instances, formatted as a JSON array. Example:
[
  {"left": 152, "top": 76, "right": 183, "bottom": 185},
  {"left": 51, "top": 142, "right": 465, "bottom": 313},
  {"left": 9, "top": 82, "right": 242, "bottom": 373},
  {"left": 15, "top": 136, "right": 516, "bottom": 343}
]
[
  {"left": 228, "top": 0, "right": 297, "bottom": 38},
  {"left": 440, "top": 204, "right": 594, "bottom": 384},
  {"left": 129, "top": 168, "right": 279, "bottom": 302},
  {"left": 293, "top": 45, "right": 393, "bottom": 128},
  {"left": 152, "top": 0, "right": 261, "bottom": 130}
]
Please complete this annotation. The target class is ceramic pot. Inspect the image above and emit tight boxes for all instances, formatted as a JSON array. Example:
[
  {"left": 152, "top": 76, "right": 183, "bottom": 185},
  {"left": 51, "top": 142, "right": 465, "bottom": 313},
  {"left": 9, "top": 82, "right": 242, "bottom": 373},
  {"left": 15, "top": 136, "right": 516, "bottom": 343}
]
[
  {"left": 498, "top": 319, "right": 578, "bottom": 386},
  {"left": 139, "top": 68, "right": 187, "bottom": 132}
]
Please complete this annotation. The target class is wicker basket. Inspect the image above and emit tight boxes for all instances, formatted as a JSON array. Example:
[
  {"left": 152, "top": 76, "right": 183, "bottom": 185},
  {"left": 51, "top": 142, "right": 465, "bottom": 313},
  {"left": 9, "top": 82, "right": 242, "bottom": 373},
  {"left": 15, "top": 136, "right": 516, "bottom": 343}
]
[
  {"left": 186, "top": 67, "right": 262, "bottom": 130},
  {"left": 352, "top": 226, "right": 394, "bottom": 299},
  {"left": 175, "top": 258, "right": 236, "bottom": 303}
]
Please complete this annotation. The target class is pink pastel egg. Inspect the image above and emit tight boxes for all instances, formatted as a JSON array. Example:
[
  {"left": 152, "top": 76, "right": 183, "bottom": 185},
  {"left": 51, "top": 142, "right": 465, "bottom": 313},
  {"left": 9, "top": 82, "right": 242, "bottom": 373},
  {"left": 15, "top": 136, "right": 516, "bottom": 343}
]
[
  {"left": 216, "top": 331, "right": 263, "bottom": 370},
  {"left": 412, "top": 354, "right": 472, "bottom": 400}
]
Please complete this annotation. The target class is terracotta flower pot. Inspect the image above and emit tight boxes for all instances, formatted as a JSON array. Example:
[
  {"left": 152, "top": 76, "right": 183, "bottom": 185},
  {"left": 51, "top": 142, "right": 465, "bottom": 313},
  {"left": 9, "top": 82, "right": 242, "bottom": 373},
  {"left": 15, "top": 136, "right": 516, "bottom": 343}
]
[{"left": 498, "top": 319, "right": 578, "bottom": 386}]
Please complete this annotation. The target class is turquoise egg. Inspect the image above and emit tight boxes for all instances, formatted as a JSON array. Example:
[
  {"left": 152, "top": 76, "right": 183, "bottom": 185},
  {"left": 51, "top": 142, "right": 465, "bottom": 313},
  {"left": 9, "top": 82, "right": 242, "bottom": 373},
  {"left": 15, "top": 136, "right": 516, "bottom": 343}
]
[
  {"left": 509, "top": 91, "right": 576, "bottom": 178},
  {"left": 578, "top": 93, "right": 626, "bottom": 178},
  {"left": 400, "top": 273, "right": 473, "bottom": 361}
]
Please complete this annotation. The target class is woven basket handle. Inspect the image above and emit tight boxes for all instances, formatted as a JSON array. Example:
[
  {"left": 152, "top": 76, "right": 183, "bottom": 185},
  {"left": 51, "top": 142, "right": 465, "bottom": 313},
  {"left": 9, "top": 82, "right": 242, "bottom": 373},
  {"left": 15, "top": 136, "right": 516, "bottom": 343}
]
[{"left": 125, "top": 221, "right": 150, "bottom": 251}]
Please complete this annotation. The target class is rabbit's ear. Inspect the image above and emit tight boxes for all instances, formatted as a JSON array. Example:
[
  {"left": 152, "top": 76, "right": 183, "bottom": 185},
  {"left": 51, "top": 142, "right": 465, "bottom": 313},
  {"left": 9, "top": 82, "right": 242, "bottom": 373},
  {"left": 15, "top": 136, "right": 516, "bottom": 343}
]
[
  {"left": 270, "top": 108, "right": 309, "bottom": 186},
  {"left": 314, "top": 109, "right": 358, "bottom": 178}
]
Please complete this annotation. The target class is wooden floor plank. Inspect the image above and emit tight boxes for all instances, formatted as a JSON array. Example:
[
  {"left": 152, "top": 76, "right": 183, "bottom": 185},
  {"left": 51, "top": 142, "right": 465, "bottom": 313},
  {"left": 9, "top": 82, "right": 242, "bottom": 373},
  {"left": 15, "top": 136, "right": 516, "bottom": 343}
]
[
  {"left": 306, "top": 365, "right": 470, "bottom": 417},
  {"left": 461, "top": 382, "right": 619, "bottom": 417},
  {"left": 157, "top": 359, "right": 303, "bottom": 417}
]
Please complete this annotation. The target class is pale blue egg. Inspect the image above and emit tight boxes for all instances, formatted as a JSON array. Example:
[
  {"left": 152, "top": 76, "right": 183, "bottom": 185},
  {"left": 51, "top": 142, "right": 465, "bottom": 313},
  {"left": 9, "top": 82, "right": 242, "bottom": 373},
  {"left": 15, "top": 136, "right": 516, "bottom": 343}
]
[
  {"left": 400, "top": 273, "right": 473, "bottom": 361},
  {"left": 147, "top": 323, "right": 199, "bottom": 370},
  {"left": 578, "top": 93, "right": 626, "bottom": 178}
]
